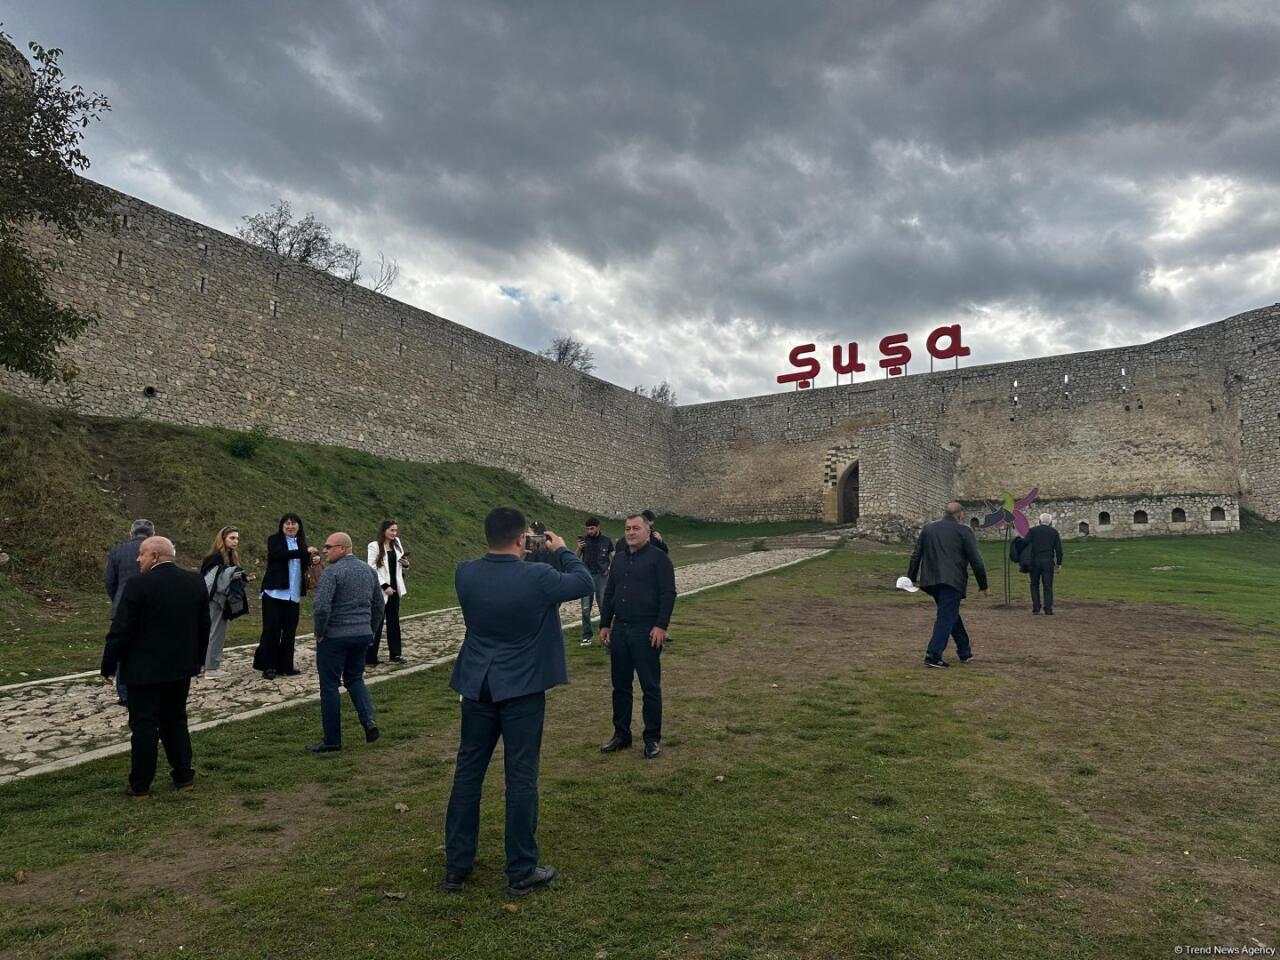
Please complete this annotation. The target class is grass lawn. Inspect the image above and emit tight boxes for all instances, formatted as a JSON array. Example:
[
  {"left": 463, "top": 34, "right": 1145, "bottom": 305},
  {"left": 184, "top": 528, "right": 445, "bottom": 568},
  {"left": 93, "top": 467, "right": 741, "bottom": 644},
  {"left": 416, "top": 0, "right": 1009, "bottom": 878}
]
[{"left": 1, "top": 538, "right": 1275, "bottom": 959}]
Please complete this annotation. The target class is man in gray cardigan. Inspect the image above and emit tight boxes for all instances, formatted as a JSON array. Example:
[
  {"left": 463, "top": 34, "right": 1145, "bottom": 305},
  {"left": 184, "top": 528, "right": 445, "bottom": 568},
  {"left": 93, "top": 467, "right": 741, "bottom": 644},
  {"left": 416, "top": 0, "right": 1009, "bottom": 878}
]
[{"left": 308, "top": 532, "right": 385, "bottom": 752}]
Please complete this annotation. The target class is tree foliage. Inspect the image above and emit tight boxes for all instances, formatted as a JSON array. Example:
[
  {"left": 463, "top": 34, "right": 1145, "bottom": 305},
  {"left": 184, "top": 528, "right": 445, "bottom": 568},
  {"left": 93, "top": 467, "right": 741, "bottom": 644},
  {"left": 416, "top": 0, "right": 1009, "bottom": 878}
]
[
  {"left": 0, "top": 31, "right": 110, "bottom": 382},
  {"left": 633, "top": 380, "right": 677, "bottom": 405},
  {"left": 237, "top": 199, "right": 398, "bottom": 293},
  {"left": 540, "top": 335, "right": 596, "bottom": 373}
]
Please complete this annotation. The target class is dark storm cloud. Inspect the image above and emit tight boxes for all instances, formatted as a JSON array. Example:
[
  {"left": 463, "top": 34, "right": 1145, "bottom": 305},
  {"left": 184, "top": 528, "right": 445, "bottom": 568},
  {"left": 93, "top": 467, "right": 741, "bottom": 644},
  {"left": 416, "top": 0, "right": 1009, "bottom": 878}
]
[{"left": 5, "top": 0, "right": 1279, "bottom": 401}]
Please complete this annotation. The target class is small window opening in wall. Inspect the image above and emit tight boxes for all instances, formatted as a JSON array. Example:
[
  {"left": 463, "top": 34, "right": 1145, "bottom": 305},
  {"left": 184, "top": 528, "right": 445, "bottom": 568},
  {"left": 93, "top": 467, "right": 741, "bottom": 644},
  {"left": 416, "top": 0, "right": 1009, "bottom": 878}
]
[
  {"left": 142, "top": 386, "right": 158, "bottom": 398},
  {"left": 199, "top": 276, "right": 206, "bottom": 293},
  {"left": 969, "top": 517, "right": 979, "bottom": 530},
  {"left": 274, "top": 271, "right": 280, "bottom": 283},
  {"left": 1133, "top": 510, "right": 1148, "bottom": 524},
  {"left": 1210, "top": 506, "right": 1226, "bottom": 521},
  {"left": 1171, "top": 507, "right": 1186, "bottom": 523},
  {"left": 1124, "top": 404, "right": 1131, "bottom": 412},
  {"left": 1098, "top": 511, "right": 1111, "bottom": 525},
  {"left": 1013, "top": 379, "right": 1018, "bottom": 388},
  {"left": 1120, "top": 367, "right": 1126, "bottom": 376},
  {"left": 121, "top": 214, "right": 130, "bottom": 229},
  {"left": 1078, "top": 521, "right": 1090, "bottom": 535},
  {"left": 1063, "top": 373, "right": 1069, "bottom": 384},
  {"left": 270, "top": 299, "right": 278, "bottom": 317},
  {"left": 115, "top": 250, "right": 123, "bottom": 267}
]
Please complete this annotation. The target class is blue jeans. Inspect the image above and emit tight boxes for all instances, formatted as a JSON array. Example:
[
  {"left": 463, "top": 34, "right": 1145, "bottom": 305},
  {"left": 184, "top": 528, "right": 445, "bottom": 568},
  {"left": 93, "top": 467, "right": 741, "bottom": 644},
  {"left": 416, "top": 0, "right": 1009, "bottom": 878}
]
[
  {"left": 924, "top": 585, "right": 972, "bottom": 660},
  {"left": 116, "top": 673, "right": 128, "bottom": 704},
  {"left": 316, "top": 633, "right": 376, "bottom": 746},
  {"left": 580, "top": 574, "right": 606, "bottom": 637},
  {"left": 444, "top": 689, "right": 546, "bottom": 884}
]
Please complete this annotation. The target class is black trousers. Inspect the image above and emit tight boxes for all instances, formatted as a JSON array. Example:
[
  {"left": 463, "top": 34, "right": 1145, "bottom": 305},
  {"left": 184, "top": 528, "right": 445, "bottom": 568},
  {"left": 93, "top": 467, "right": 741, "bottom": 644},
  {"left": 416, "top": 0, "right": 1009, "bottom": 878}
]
[
  {"left": 368, "top": 591, "right": 401, "bottom": 662},
  {"left": 254, "top": 595, "right": 300, "bottom": 672},
  {"left": 1031, "top": 561, "right": 1056, "bottom": 612},
  {"left": 609, "top": 622, "right": 662, "bottom": 744},
  {"left": 127, "top": 678, "right": 193, "bottom": 791}
]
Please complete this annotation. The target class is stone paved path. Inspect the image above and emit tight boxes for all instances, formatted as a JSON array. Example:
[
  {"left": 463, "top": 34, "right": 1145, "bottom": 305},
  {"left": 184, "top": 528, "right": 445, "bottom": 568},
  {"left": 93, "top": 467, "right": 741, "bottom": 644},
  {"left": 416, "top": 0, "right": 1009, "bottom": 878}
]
[{"left": 0, "top": 549, "right": 825, "bottom": 784}]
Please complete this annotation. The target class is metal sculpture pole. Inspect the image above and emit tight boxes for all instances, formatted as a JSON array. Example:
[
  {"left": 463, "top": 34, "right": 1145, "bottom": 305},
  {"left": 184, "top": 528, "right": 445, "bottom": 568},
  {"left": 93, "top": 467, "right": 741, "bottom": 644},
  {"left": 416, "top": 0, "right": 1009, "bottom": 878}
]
[{"left": 1003, "top": 524, "right": 1011, "bottom": 606}]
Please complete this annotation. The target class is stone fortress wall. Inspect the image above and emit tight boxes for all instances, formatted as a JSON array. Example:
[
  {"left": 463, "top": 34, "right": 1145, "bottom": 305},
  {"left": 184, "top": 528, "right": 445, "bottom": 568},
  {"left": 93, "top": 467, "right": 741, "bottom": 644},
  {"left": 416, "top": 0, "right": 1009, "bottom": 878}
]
[
  {"left": 0, "top": 188, "right": 675, "bottom": 517},
  {"left": 670, "top": 305, "right": 1280, "bottom": 528}
]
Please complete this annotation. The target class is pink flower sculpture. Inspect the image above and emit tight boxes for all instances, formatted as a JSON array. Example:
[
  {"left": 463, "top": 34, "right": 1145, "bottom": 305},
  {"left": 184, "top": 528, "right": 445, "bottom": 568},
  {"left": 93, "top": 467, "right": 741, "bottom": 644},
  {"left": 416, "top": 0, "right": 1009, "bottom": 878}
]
[{"left": 982, "top": 487, "right": 1038, "bottom": 536}]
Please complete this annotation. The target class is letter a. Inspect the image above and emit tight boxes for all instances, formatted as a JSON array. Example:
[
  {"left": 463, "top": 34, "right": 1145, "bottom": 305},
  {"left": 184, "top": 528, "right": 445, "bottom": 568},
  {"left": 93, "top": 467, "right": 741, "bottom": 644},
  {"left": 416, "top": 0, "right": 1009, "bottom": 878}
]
[{"left": 926, "top": 324, "right": 971, "bottom": 361}]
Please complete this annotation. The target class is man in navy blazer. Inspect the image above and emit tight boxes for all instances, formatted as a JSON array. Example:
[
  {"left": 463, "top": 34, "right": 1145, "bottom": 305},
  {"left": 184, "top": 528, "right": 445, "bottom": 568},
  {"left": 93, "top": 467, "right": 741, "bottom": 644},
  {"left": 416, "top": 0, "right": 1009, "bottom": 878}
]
[{"left": 443, "top": 507, "right": 594, "bottom": 897}]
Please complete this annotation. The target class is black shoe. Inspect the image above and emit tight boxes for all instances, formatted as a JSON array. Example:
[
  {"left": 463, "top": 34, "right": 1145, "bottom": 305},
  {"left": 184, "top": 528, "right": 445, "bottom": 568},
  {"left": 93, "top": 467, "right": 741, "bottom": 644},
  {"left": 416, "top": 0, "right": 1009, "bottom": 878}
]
[
  {"left": 958, "top": 654, "right": 975, "bottom": 663},
  {"left": 306, "top": 742, "right": 341, "bottom": 753},
  {"left": 124, "top": 786, "right": 151, "bottom": 798},
  {"left": 924, "top": 656, "right": 950, "bottom": 668},
  {"left": 364, "top": 724, "right": 380, "bottom": 744},
  {"left": 174, "top": 778, "right": 195, "bottom": 791},
  {"left": 443, "top": 869, "right": 468, "bottom": 894},
  {"left": 600, "top": 736, "right": 632, "bottom": 753},
  {"left": 644, "top": 741, "right": 661, "bottom": 759},
  {"left": 390, "top": 656, "right": 405, "bottom": 663},
  {"left": 1045, "top": 609, "right": 1054, "bottom": 616},
  {"left": 366, "top": 659, "right": 380, "bottom": 667},
  {"left": 263, "top": 670, "right": 277, "bottom": 680},
  {"left": 508, "top": 865, "right": 556, "bottom": 897},
  {"left": 117, "top": 699, "right": 128, "bottom": 708},
  {"left": 282, "top": 668, "right": 302, "bottom": 676}
]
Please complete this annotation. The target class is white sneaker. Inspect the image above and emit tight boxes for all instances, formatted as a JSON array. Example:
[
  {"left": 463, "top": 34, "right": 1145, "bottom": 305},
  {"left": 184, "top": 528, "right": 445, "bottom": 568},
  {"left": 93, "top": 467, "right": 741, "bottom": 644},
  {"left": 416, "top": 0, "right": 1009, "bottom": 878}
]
[{"left": 580, "top": 636, "right": 594, "bottom": 647}]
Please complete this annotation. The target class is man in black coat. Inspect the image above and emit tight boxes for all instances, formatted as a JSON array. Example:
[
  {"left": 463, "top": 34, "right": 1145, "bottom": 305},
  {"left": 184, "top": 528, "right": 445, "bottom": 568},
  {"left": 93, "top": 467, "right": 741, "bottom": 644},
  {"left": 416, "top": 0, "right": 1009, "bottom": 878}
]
[
  {"left": 908, "top": 502, "right": 988, "bottom": 668},
  {"left": 575, "top": 517, "right": 613, "bottom": 647},
  {"left": 599, "top": 513, "right": 678, "bottom": 759},
  {"left": 1024, "top": 513, "right": 1064, "bottom": 615},
  {"left": 100, "top": 536, "right": 211, "bottom": 797}
]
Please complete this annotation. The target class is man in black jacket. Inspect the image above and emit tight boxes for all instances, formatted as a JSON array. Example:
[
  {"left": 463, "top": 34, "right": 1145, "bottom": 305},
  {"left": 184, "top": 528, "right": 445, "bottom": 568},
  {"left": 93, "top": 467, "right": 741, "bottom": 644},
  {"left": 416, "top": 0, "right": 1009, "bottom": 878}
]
[
  {"left": 100, "top": 536, "right": 211, "bottom": 796},
  {"left": 599, "top": 513, "right": 677, "bottom": 759},
  {"left": 575, "top": 517, "right": 613, "bottom": 647},
  {"left": 908, "top": 503, "right": 988, "bottom": 668},
  {"left": 1024, "top": 513, "right": 1064, "bottom": 615}
]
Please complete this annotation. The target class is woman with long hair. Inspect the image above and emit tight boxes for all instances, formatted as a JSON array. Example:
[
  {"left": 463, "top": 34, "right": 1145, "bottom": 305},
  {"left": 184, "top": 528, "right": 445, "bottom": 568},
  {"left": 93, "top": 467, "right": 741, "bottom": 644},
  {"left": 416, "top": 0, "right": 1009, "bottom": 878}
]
[
  {"left": 200, "top": 525, "right": 255, "bottom": 672},
  {"left": 366, "top": 519, "right": 409, "bottom": 664},
  {"left": 253, "top": 512, "right": 319, "bottom": 680}
]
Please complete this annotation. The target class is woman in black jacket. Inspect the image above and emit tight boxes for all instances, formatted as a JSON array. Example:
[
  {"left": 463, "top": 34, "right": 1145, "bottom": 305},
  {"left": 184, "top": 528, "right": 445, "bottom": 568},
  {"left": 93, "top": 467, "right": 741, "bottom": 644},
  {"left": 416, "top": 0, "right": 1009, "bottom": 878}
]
[{"left": 253, "top": 513, "right": 319, "bottom": 680}]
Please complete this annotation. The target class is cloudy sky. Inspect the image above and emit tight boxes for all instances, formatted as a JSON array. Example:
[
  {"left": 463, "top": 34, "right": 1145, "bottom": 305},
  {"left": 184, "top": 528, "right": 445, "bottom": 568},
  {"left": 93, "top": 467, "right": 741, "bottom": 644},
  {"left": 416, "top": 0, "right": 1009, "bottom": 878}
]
[{"left": 5, "top": 1, "right": 1279, "bottom": 402}]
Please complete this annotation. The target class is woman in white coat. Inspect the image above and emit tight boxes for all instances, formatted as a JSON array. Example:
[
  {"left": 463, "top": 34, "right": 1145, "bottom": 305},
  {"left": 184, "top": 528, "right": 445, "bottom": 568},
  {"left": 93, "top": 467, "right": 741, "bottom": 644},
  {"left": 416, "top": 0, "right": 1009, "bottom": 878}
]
[{"left": 366, "top": 520, "right": 409, "bottom": 664}]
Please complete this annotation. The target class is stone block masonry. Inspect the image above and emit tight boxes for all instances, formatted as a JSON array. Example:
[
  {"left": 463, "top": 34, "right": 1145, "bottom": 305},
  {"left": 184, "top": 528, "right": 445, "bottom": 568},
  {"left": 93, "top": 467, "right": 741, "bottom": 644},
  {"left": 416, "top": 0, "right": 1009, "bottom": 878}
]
[
  {"left": 670, "top": 305, "right": 1280, "bottom": 525},
  {"left": 0, "top": 186, "right": 674, "bottom": 517},
  {"left": 0, "top": 174, "right": 1276, "bottom": 531}
]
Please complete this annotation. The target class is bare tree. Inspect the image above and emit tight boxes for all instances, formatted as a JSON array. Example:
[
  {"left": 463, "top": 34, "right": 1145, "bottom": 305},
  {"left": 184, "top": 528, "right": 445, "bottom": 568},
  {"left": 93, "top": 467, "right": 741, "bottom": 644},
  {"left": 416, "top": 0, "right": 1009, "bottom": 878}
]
[
  {"left": 632, "top": 381, "right": 677, "bottom": 405},
  {"left": 540, "top": 335, "right": 596, "bottom": 373},
  {"left": 647, "top": 380, "right": 677, "bottom": 406},
  {"left": 369, "top": 252, "right": 399, "bottom": 294},
  {"left": 238, "top": 199, "right": 375, "bottom": 288}
]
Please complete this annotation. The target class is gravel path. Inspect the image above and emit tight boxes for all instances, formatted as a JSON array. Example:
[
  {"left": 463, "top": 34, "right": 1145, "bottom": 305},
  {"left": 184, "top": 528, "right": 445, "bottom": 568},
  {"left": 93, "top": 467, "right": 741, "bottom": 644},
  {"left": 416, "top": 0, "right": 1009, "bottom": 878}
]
[{"left": 0, "top": 548, "right": 826, "bottom": 784}]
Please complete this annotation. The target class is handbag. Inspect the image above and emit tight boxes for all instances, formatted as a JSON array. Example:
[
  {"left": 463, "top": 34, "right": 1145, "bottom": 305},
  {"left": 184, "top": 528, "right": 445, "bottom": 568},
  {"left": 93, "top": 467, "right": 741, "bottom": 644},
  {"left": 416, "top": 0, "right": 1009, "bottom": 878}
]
[{"left": 305, "top": 559, "right": 324, "bottom": 592}]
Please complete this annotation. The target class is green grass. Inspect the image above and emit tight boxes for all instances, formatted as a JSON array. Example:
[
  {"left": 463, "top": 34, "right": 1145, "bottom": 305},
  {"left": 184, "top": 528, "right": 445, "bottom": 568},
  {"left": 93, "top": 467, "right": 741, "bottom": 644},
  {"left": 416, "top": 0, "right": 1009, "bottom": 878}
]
[
  {"left": 0, "top": 394, "right": 817, "bottom": 681},
  {"left": 972, "top": 530, "right": 1280, "bottom": 628},
  {"left": 1, "top": 547, "right": 1275, "bottom": 958}
]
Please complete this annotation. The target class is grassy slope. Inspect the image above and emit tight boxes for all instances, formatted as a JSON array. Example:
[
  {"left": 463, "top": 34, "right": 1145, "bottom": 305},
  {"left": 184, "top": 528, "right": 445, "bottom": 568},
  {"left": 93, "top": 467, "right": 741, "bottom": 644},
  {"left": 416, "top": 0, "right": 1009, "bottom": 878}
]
[
  {"left": 0, "top": 394, "right": 817, "bottom": 681},
  {"left": 0, "top": 547, "right": 1275, "bottom": 959}
]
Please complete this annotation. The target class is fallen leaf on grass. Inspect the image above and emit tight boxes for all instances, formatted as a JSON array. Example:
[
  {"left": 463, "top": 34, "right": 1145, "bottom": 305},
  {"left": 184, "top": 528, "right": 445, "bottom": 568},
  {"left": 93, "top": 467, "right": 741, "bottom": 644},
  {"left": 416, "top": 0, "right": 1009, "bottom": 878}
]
[
  {"left": 394, "top": 803, "right": 409, "bottom": 814},
  {"left": 14, "top": 871, "right": 26, "bottom": 884},
  {"left": 502, "top": 903, "right": 519, "bottom": 913},
  {"left": 384, "top": 891, "right": 406, "bottom": 900},
  {"left": 713, "top": 775, "right": 725, "bottom": 782}
]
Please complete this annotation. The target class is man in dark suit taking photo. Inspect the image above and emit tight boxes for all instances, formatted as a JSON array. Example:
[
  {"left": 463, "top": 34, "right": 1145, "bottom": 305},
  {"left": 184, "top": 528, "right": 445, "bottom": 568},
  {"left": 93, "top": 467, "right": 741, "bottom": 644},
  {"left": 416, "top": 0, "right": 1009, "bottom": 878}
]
[
  {"left": 100, "top": 536, "right": 210, "bottom": 797},
  {"left": 443, "top": 507, "right": 594, "bottom": 897}
]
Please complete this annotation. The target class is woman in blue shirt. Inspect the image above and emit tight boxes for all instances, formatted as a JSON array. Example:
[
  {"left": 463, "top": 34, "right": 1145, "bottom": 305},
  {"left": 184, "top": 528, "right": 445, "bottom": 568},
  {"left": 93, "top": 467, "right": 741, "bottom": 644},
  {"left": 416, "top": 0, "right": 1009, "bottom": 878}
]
[{"left": 253, "top": 513, "right": 319, "bottom": 680}]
